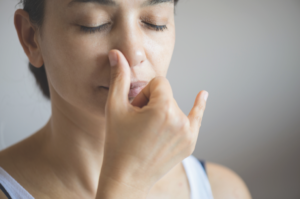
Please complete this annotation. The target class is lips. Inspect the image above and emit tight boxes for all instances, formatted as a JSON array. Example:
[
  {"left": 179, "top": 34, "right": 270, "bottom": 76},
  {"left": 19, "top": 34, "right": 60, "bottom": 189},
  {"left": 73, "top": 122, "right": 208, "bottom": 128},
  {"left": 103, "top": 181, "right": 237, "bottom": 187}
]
[
  {"left": 128, "top": 81, "right": 147, "bottom": 97},
  {"left": 101, "top": 81, "right": 148, "bottom": 98}
]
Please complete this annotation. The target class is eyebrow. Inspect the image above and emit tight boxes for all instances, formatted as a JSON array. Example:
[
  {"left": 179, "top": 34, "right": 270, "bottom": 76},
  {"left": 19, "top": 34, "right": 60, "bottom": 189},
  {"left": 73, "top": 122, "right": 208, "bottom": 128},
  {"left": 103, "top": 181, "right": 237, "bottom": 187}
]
[{"left": 68, "top": 0, "right": 174, "bottom": 7}]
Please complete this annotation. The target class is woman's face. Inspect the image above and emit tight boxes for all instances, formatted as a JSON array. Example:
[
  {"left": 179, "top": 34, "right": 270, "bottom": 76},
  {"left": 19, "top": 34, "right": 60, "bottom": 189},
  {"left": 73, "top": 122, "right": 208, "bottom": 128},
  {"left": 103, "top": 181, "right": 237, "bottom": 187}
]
[{"left": 39, "top": 0, "right": 175, "bottom": 117}]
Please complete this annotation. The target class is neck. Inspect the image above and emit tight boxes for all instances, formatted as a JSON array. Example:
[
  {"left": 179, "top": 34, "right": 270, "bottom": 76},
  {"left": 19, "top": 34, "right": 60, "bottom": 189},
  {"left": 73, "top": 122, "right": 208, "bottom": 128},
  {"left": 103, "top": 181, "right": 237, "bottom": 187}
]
[{"left": 42, "top": 91, "right": 106, "bottom": 198}]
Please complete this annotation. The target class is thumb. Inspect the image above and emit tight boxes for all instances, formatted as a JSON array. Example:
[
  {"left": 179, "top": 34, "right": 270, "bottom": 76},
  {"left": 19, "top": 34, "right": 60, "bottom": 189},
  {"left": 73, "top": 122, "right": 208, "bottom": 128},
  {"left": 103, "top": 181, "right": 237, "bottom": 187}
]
[{"left": 106, "top": 49, "right": 131, "bottom": 112}]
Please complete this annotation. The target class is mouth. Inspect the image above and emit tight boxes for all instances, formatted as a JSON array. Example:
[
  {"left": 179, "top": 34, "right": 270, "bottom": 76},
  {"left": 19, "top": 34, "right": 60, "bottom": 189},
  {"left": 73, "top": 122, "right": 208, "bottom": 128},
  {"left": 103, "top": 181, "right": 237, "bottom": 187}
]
[{"left": 100, "top": 81, "right": 148, "bottom": 98}]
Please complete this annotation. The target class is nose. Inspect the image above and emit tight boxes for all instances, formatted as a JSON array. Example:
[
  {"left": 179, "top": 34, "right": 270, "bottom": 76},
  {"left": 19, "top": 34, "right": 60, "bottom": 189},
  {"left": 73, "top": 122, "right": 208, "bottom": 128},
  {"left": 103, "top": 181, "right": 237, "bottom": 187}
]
[{"left": 111, "top": 18, "right": 146, "bottom": 68}]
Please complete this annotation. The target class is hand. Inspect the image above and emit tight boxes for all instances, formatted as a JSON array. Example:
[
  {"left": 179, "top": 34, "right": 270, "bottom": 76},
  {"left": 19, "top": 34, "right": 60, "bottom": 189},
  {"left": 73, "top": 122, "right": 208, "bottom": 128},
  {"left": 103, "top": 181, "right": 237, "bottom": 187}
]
[{"left": 99, "top": 49, "right": 209, "bottom": 196}]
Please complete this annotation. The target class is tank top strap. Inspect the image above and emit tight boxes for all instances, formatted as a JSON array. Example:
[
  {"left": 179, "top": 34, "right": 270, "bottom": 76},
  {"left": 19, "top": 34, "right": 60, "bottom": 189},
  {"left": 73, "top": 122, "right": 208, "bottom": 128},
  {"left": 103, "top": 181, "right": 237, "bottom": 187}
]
[
  {"left": 0, "top": 167, "right": 34, "bottom": 199},
  {"left": 182, "top": 155, "right": 214, "bottom": 199}
]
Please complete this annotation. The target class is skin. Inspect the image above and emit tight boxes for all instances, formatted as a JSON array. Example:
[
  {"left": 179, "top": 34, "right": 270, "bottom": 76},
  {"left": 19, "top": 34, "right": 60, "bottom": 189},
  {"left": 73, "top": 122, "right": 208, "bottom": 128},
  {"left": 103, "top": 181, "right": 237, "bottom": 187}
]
[{"left": 0, "top": 0, "right": 252, "bottom": 198}]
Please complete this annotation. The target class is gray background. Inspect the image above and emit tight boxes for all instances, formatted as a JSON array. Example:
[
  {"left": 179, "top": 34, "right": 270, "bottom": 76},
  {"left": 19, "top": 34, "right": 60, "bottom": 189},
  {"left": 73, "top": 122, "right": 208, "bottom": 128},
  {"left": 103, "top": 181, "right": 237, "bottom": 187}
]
[{"left": 0, "top": 0, "right": 299, "bottom": 199}]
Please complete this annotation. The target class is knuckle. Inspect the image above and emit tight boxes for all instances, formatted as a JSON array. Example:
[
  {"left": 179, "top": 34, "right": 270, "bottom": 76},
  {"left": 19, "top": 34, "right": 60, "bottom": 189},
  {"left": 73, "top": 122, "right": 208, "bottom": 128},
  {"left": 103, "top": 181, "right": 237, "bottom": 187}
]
[
  {"left": 161, "top": 100, "right": 176, "bottom": 125},
  {"left": 152, "top": 76, "right": 171, "bottom": 90},
  {"left": 161, "top": 99, "right": 173, "bottom": 113},
  {"left": 154, "top": 100, "right": 173, "bottom": 122},
  {"left": 178, "top": 116, "right": 190, "bottom": 132},
  {"left": 182, "top": 116, "right": 190, "bottom": 127}
]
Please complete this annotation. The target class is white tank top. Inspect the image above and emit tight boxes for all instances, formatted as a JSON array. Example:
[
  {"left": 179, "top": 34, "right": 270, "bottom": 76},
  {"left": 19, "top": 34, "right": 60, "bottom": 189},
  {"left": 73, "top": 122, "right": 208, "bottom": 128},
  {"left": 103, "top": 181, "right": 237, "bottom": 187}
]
[
  {"left": 0, "top": 155, "right": 214, "bottom": 199},
  {"left": 182, "top": 155, "right": 214, "bottom": 199}
]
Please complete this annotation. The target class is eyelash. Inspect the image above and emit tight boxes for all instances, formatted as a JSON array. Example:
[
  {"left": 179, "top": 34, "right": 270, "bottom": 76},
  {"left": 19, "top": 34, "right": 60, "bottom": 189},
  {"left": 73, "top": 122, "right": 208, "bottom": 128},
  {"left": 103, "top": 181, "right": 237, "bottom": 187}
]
[
  {"left": 143, "top": 21, "right": 168, "bottom": 32},
  {"left": 80, "top": 23, "right": 111, "bottom": 34},
  {"left": 80, "top": 22, "right": 167, "bottom": 34}
]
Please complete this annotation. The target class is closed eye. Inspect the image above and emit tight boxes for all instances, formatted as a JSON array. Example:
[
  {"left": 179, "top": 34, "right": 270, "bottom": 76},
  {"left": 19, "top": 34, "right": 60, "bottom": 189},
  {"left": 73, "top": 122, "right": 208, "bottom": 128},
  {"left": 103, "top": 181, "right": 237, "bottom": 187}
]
[
  {"left": 80, "top": 21, "right": 167, "bottom": 34},
  {"left": 80, "top": 22, "right": 111, "bottom": 33},
  {"left": 142, "top": 21, "right": 168, "bottom": 32}
]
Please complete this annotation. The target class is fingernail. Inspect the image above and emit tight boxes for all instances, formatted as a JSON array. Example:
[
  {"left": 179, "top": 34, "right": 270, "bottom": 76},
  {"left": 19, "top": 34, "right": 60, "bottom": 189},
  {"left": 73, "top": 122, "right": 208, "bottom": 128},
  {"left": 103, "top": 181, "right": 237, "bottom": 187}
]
[
  {"left": 108, "top": 52, "right": 118, "bottom": 67},
  {"left": 202, "top": 91, "right": 209, "bottom": 102}
]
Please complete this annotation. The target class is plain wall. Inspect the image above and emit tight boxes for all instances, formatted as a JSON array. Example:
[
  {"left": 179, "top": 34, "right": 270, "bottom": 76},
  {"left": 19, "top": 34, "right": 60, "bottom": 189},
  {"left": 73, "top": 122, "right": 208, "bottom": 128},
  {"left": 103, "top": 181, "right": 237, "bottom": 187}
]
[{"left": 1, "top": 0, "right": 300, "bottom": 199}]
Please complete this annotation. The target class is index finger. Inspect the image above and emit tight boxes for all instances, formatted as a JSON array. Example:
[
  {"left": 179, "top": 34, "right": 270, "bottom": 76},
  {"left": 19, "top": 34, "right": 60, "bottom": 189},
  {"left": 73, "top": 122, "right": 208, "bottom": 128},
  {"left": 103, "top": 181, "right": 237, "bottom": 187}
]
[{"left": 131, "top": 76, "right": 173, "bottom": 108}]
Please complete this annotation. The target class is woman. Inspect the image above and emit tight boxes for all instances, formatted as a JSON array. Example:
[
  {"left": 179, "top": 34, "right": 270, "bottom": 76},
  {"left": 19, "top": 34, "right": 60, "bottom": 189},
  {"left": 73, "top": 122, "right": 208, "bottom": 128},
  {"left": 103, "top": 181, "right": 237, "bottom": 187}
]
[{"left": 0, "top": 0, "right": 252, "bottom": 198}]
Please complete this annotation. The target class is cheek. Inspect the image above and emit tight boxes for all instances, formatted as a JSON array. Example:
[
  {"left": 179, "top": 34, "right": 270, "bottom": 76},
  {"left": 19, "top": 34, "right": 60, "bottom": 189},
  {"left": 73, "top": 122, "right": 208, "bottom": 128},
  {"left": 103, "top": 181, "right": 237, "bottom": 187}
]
[
  {"left": 40, "top": 19, "right": 110, "bottom": 114},
  {"left": 42, "top": 25, "right": 107, "bottom": 88},
  {"left": 145, "top": 30, "right": 175, "bottom": 77}
]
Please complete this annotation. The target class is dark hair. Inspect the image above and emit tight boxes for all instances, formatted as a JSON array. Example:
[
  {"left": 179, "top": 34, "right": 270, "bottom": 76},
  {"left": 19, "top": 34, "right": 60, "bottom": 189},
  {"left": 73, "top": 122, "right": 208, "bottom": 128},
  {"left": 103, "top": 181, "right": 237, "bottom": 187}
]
[{"left": 19, "top": 0, "right": 179, "bottom": 99}]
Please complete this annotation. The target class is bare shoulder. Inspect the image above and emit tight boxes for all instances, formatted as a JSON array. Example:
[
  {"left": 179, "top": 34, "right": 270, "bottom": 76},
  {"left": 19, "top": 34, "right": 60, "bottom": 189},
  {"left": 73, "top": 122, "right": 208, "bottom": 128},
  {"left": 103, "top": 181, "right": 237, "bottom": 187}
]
[
  {"left": 0, "top": 189, "right": 8, "bottom": 199},
  {"left": 206, "top": 162, "right": 252, "bottom": 199}
]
